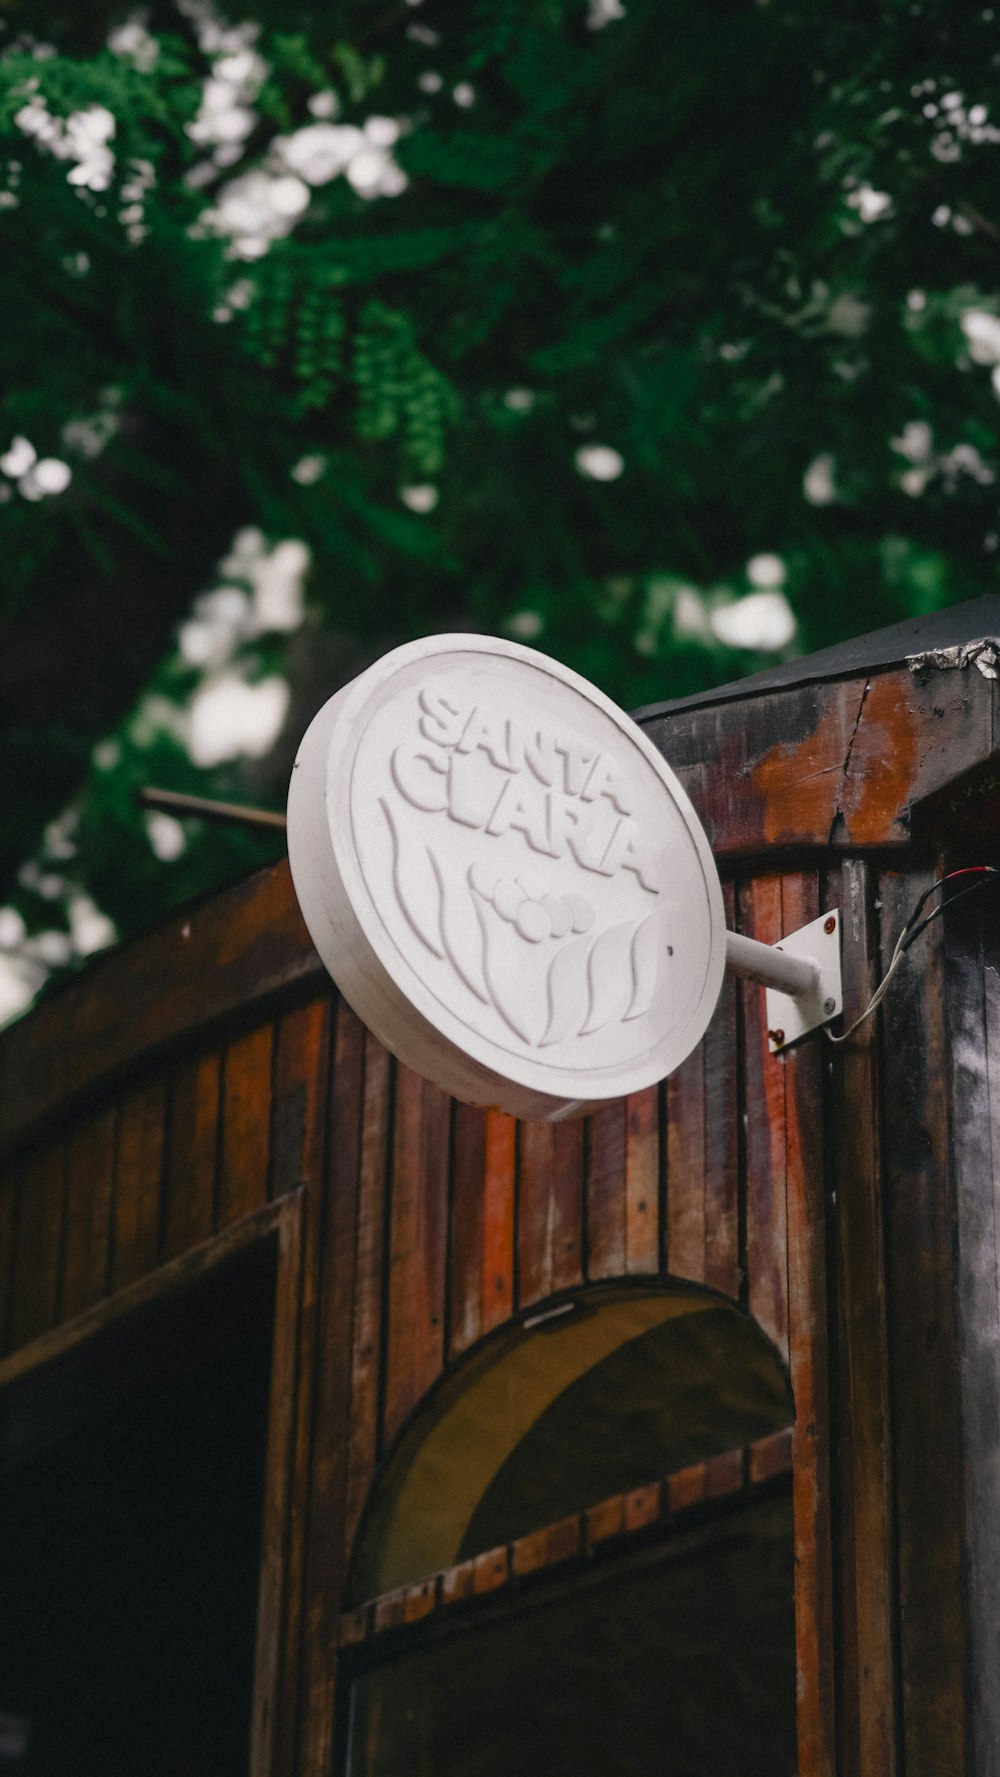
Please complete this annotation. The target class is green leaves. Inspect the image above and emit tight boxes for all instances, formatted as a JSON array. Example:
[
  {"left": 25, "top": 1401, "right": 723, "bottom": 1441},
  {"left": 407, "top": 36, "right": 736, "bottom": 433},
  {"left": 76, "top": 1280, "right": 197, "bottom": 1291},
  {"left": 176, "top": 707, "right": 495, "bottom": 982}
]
[
  {"left": 352, "top": 300, "right": 460, "bottom": 475},
  {"left": 6, "top": 0, "right": 1000, "bottom": 991}
]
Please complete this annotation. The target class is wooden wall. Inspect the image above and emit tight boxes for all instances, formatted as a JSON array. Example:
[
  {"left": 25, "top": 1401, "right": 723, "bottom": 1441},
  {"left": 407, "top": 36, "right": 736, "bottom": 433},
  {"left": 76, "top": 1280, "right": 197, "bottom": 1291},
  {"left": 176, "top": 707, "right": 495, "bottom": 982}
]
[{"left": 0, "top": 651, "right": 995, "bottom": 1776}]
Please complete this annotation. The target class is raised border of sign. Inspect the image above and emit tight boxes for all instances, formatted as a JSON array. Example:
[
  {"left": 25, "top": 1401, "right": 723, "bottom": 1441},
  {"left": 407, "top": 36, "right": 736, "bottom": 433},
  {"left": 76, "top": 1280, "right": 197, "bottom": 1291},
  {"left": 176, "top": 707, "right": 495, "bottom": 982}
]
[{"left": 287, "top": 635, "right": 726, "bottom": 1121}]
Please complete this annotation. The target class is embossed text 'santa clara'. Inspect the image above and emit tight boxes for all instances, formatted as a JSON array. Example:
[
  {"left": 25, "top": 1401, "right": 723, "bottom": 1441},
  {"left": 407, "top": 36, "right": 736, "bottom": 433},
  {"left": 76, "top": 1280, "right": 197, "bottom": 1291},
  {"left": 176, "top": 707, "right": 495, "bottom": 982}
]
[
  {"left": 287, "top": 635, "right": 726, "bottom": 1120},
  {"left": 390, "top": 683, "right": 659, "bottom": 893}
]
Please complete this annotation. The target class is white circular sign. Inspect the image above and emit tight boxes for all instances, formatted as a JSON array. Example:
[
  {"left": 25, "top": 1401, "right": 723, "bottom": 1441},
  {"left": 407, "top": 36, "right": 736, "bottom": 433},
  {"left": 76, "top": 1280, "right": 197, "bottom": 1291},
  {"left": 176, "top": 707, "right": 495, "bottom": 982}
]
[{"left": 287, "top": 635, "right": 726, "bottom": 1121}]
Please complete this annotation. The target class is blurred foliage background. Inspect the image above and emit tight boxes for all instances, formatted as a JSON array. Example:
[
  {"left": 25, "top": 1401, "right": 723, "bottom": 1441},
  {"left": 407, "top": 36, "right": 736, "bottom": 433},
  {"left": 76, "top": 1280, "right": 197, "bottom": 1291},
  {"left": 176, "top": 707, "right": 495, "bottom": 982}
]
[{"left": 1, "top": 0, "right": 1000, "bottom": 1020}]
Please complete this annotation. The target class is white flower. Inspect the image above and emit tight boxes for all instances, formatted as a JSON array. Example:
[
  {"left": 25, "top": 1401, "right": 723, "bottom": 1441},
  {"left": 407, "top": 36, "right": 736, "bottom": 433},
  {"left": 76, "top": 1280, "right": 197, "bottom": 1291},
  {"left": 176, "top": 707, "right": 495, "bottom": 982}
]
[
  {"left": 893, "top": 420, "right": 934, "bottom": 463},
  {"left": 308, "top": 90, "right": 339, "bottom": 119},
  {"left": 108, "top": 20, "right": 159, "bottom": 72},
  {"left": 291, "top": 453, "right": 326, "bottom": 485},
  {"left": 575, "top": 444, "right": 624, "bottom": 481},
  {"left": 276, "top": 123, "right": 364, "bottom": 184},
  {"left": 587, "top": 0, "right": 626, "bottom": 25},
  {"left": 505, "top": 610, "right": 543, "bottom": 639},
  {"left": 803, "top": 453, "right": 837, "bottom": 505},
  {"left": 746, "top": 552, "right": 786, "bottom": 588},
  {"left": 68, "top": 893, "right": 116, "bottom": 955},
  {"left": 146, "top": 811, "right": 187, "bottom": 861},
  {"left": 26, "top": 457, "right": 72, "bottom": 495},
  {"left": 710, "top": 591, "right": 796, "bottom": 651},
  {"left": 188, "top": 672, "right": 290, "bottom": 766},
  {"left": 847, "top": 184, "right": 893, "bottom": 223},
  {"left": 364, "top": 115, "right": 402, "bottom": 148},
  {"left": 400, "top": 484, "right": 439, "bottom": 513},
  {"left": 961, "top": 309, "right": 1000, "bottom": 365},
  {"left": 0, "top": 436, "right": 36, "bottom": 477}
]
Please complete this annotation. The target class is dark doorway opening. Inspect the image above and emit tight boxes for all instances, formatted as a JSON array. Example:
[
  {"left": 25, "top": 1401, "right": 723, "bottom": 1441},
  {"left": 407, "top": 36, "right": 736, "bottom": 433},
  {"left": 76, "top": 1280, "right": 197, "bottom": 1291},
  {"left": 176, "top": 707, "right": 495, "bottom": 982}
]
[{"left": 0, "top": 1238, "right": 276, "bottom": 1777}]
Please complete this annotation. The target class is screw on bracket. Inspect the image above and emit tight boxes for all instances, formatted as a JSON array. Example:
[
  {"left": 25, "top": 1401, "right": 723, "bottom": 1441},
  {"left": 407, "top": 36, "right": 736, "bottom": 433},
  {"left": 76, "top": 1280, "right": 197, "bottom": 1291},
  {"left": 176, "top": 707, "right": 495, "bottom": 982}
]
[
  {"left": 823, "top": 997, "right": 836, "bottom": 1015},
  {"left": 824, "top": 915, "right": 836, "bottom": 935},
  {"left": 769, "top": 1029, "right": 785, "bottom": 1047}
]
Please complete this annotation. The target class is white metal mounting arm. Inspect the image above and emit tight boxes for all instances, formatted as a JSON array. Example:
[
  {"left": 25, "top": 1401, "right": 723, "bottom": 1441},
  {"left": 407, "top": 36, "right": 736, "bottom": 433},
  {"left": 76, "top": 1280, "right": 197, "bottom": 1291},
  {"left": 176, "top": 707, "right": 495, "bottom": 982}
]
[{"left": 724, "top": 909, "right": 842, "bottom": 1054}]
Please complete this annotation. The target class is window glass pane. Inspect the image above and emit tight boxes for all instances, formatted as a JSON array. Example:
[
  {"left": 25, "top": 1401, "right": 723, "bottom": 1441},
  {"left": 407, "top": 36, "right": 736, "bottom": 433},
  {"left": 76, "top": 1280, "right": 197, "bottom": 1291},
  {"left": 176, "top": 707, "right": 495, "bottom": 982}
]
[{"left": 347, "top": 1488, "right": 795, "bottom": 1777}]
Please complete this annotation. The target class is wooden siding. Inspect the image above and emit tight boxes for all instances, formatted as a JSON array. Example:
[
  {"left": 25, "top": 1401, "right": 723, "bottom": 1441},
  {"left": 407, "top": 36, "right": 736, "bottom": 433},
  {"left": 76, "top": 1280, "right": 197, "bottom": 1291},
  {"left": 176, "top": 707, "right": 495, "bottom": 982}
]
[{"left": 0, "top": 647, "right": 993, "bottom": 1776}]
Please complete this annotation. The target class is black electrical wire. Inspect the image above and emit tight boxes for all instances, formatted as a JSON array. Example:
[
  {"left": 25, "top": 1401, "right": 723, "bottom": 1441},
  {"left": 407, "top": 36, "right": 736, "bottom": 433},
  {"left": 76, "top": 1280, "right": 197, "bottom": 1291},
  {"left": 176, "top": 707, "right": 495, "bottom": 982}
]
[{"left": 825, "top": 865, "right": 999, "bottom": 1044}]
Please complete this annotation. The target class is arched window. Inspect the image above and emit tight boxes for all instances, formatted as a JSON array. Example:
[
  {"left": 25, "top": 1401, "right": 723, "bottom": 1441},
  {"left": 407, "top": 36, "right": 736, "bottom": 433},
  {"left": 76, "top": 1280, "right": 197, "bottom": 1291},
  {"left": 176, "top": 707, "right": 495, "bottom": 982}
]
[{"left": 340, "top": 1284, "right": 797, "bottom": 1777}]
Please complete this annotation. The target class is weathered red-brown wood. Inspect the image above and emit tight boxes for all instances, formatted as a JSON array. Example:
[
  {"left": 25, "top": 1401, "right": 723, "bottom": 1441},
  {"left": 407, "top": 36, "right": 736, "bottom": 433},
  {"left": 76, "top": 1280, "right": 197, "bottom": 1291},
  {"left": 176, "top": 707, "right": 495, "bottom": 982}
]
[
  {"left": 269, "top": 996, "right": 331, "bottom": 1777},
  {"left": 112, "top": 1076, "right": 166, "bottom": 1291},
  {"left": 449, "top": 1106, "right": 515, "bottom": 1356},
  {"left": 702, "top": 879, "right": 740, "bottom": 1298},
  {"left": 383, "top": 1065, "right": 450, "bottom": 1446},
  {"left": 880, "top": 869, "right": 965, "bottom": 1776},
  {"left": 585, "top": 1100, "right": 626, "bottom": 1279},
  {"left": 298, "top": 1002, "right": 365, "bottom": 1777},
  {"left": 517, "top": 1120, "right": 583, "bottom": 1307},
  {"left": 666, "top": 1046, "right": 706, "bottom": 1285},
  {"left": 945, "top": 886, "right": 1000, "bottom": 1777},
  {"left": 250, "top": 1198, "right": 304, "bottom": 1777},
  {"left": 780, "top": 870, "right": 835, "bottom": 1777},
  {"left": 448, "top": 1101, "right": 486, "bottom": 1355},
  {"left": 161, "top": 1048, "right": 219, "bottom": 1259},
  {"left": 8, "top": 1142, "right": 65, "bottom": 1347},
  {"left": 60, "top": 1103, "right": 117, "bottom": 1318},
  {"left": 646, "top": 664, "right": 995, "bottom": 861},
  {"left": 218, "top": 1023, "right": 274, "bottom": 1229},
  {"left": 0, "top": 861, "right": 321, "bottom": 1161},
  {"left": 512, "top": 1514, "right": 580, "bottom": 1576},
  {"left": 625, "top": 1087, "right": 659, "bottom": 1275},
  {"left": 480, "top": 1111, "right": 516, "bottom": 1336},
  {"left": 826, "top": 858, "right": 897, "bottom": 1777},
  {"left": 342, "top": 1034, "right": 392, "bottom": 1571},
  {"left": 739, "top": 874, "right": 788, "bottom": 1359}
]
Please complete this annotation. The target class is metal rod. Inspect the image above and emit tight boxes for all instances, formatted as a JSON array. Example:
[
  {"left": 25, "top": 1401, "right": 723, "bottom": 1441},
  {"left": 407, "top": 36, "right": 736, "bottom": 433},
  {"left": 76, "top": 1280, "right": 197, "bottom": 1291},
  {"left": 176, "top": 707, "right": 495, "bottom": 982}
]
[
  {"left": 724, "top": 929, "right": 820, "bottom": 999},
  {"left": 137, "top": 787, "right": 288, "bottom": 832}
]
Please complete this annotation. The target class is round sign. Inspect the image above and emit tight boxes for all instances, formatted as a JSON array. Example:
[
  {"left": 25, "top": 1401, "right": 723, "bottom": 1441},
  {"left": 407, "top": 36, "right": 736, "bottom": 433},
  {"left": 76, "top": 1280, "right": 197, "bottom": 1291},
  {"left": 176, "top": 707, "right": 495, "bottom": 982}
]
[{"left": 287, "top": 635, "right": 726, "bottom": 1121}]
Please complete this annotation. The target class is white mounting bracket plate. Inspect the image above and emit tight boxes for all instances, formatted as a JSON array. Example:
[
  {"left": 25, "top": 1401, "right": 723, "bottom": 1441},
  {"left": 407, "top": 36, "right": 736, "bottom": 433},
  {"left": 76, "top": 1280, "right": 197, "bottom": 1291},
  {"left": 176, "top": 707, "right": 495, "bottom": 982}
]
[{"left": 765, "top": 909, "right": 843, "bottom": 1055}]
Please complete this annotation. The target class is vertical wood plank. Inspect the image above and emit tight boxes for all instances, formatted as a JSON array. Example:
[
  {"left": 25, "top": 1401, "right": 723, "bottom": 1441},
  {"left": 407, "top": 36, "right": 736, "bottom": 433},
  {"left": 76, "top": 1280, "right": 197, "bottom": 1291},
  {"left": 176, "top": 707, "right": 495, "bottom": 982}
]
[
  {"left": 450, "top": 1108, "right": 516, "bottom": 1357},
  {"left": 383, "top": 1065, "right": 449, "bottom": 1447},
  {"left": 250, "top": 1200, "right": 304, "bottom": 1777},
  {"left": 480, "top": 1110, "right": 516, "bottom": 1336},
  {"left": 625, "top": 1087, "right": 659, "bottom": 1275},
  {"left": 218, "top": 1023, "right": 274, "bottom": 1229},
  {"left": 269, "top": 999, "right": 330, "bottom": 1207},
  {"left": 739, "top": 874, "right": 788, "bottom": 1359},
  {"left": 946, "top": 886, "right": 1000, "bottom": 1777},
  {"left": 827, "top": 857, "right": 897, "bottom": 1777},
  {"left": 880, "top": 868, "right": 965, "bottom": 1777},
  {"left": 60, "top": 1104, "right": 117, "bottom": 1318},
  {"left": 343, "top": 1034, "right": 391, "bottom": 1569},
  {"left": 9, "top": 1143, "right": 65, "bottom": 1347},
  {"left": 449, "top": 1102, "right": 486, "bottom": 1355},
  {"left": 269, "top": 996, "right": 331, "bottom": 1777},
  {"left": 585, "top": 1100, "right": 626, "bottom": 1279},
  {"left": 162, "top": 1049, "right": 220, "bottom": 1259},
  {"left": 112, "top": 1076, "right": 167, "bottom": 1291},
  {"left": 666, "top": 1047, "right": 706, "bottom": 1285},
  {"left": 299, "top": 1008, "right": 371, "bottom": 1777},
  {"left": 518, "top": 1120, "right": 583, "bottom": 1307},
  {"left": 703, "top": 877, "right": 741, "bottom": 1298},
  {"left": 781, "top": 870, "right": 836, "bottom": 1777}
]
